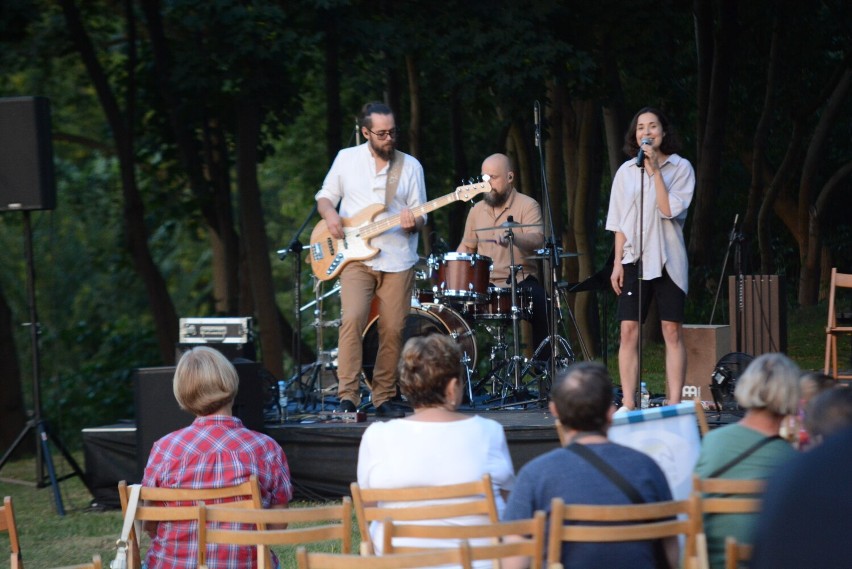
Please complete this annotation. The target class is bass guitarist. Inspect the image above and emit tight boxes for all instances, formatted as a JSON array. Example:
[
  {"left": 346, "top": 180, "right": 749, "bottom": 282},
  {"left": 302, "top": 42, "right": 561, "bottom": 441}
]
[{"left": 315, "top": 101, "right": 427, "bottom": 418}]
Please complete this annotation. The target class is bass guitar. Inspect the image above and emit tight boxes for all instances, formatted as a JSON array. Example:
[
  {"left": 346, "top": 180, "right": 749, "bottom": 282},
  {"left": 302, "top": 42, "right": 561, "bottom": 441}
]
[{"left": 308, "top": 179, "right": 491, "bottom": 281}]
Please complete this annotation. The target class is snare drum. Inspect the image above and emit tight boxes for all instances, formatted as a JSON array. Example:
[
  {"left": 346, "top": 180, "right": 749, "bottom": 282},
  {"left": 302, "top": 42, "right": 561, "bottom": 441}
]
[
  {"left": 430, "top": 252, "right": 492, "bottom": 303},
  {"left": 472, "top": 286, "right": 532, "bottom": 320}
]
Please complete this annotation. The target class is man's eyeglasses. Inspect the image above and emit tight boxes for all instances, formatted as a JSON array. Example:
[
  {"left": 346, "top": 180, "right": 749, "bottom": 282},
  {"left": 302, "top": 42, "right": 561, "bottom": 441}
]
[{"left": 366, "top": 128, "right": 398, "bottom": 140}]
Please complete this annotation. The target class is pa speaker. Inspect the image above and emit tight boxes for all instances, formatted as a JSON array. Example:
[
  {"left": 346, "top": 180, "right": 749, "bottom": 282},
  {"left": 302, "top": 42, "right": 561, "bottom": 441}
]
[
  {"left": 0, "top": 96, "right": 57, "bottom": 211},
  {"left": 134, "top": 362, "right": 266, "bottom": 479}
]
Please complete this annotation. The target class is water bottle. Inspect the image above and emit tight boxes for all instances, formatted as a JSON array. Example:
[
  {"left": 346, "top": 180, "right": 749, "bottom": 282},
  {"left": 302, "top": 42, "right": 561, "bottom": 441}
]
[
  {"left": 278, "top": 380, "right": 288, "bottom": 423},
  {"left": 640, "top": 381, "right": 650, "bottom": 409}
]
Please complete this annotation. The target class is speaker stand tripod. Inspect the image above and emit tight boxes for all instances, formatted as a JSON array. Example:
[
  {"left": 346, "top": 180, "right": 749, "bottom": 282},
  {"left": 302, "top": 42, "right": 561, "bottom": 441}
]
[{"left": 0, "top": 211, "right": 90, "bottom": 516}]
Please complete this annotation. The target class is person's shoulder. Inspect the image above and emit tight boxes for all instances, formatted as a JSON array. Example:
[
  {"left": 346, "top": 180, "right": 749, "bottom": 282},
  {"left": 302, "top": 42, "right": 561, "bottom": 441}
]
[
  {"left": 470, "top": 415, "right": 508, "bottom": 435},
  {"left": 667, "top": 153, "right": 693, "bottom": 170},
  {"left": 517, "top": 447, "right": 569, "bottom": 474}
]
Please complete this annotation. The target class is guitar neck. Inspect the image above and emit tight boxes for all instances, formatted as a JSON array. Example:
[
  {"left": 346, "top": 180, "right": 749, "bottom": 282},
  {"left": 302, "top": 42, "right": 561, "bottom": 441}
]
[{"left": 359, "top": 192, "right": 461, "bottom": 239}]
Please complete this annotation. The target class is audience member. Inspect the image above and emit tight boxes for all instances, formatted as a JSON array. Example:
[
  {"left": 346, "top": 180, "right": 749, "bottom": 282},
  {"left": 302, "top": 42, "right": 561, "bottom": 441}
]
[
  {"left": 693, "top": 352, "right": 800, "bottom": 569},
  {"left": 501, "top": 361, "right": 676, "bottom": 569},
  {"left": 750, "top": 424, "right": 852, "bottom": 569},
  {"left": 143, "top": 346, "right": 293, "bottom": 569},
  {"left": 356, "top": 333, "right": 515, "bottom": 564},
  {"left": 780, "top": 371, "right": 834, "bottom": 448},
  {"left": 804, "top": 386, "right": 852, "bottom": 446}
]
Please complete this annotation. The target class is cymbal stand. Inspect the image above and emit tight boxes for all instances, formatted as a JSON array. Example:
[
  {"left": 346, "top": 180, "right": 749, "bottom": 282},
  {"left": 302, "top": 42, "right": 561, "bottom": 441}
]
[
  {"left": 506, "top": 227, "right": 524, "bottom": 390},
  {"left": 292, "top": 278, "right": 340, "bottom": 412}
]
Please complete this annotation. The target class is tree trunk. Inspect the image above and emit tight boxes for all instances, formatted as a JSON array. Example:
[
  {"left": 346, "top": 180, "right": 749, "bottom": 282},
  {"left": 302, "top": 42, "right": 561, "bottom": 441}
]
[
  {"left": 690, "top": 0, "right": 738, "bottom": 267},
  {"left": 60, "top": 0, "right": 179, "bottom": 364},
  {"left": 447, "top": 88, "right": 468, "bottom": 248},
  {"left": 235, "top": 97, "right": 285, "bottom": 378},
  {"left": 323, "top": 8, "right": 342, "bottom": 163}
]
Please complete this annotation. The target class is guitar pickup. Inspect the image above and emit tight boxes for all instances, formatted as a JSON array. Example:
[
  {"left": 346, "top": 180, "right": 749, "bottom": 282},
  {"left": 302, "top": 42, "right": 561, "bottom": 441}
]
[
  {"left": 326, "top": 237, "right": 335, "bottom": 256},
  {"left": 311, "top": 243, "right": 324, "bottom": 261},
  {"left": 326, "top": 253, "right": 344, "bottom": 276}
]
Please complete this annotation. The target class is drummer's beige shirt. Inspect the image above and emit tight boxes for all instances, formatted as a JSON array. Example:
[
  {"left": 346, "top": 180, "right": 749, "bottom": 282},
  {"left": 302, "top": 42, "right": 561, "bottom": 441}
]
[{"left": 459, "top": 189, "right": 543, "bottom": 284}]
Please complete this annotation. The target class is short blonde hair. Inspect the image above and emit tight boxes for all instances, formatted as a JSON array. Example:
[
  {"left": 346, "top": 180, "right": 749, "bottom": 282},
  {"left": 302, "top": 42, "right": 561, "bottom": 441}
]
[
  {"left": 734, "top": 353, "right": 801, "bottom": 415},
  {"left": 174, "top": 346, "right": 239, "bottom": 416}
]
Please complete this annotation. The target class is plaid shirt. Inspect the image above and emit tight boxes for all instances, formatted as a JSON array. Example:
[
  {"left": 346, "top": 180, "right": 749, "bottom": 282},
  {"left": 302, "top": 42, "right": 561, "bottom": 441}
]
[{"left": 142, "top": 415, "right": 293, "bottom": 569}]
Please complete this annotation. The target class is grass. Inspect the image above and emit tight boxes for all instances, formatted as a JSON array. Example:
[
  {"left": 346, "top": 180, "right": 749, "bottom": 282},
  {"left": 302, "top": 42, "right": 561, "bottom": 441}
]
[{"left": 0, "top": 304, "right": 831, "bottom": 566}]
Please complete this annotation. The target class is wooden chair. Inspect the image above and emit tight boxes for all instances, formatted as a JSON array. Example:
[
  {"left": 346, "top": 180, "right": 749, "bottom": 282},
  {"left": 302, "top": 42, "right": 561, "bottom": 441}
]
[
  {"left": 693, "top": 474, "right": 765, "bottom": 569},
  {"left": 295, "top": 541, "right": 474, "bottom": 569},
  {"left": 197, "top": 498, "right": 353, "bottom": 569},
  {"left": 724, "top": 536, "right": 752, "bottom": 569},
  {"left": 695, "top": 398, "right": 710, "bottom": 437},
  {"left": 546, "top": 494, "right": 706, "bottom": 569},
  {"left": 1, "top": 496, "right": 23, "bottom": 569},
  {"left": 48, "top": 555, "right": 102, "bottom": 569},
  {"left": 382, "top": 511, "right": 546, "bottom": 569},
  {"left": 350, "top": 474, "right": 499, "bottom": 555},
  {"left": 117, "top": 476, "right": 263, "bottom": 569},
  {"left": 825, "top": 268, "right": 852, "bottom": 380}
]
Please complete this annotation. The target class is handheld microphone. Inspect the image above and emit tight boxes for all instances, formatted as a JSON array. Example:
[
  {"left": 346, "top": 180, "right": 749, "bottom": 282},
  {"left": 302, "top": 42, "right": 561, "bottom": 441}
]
[{"left": 636, "top": 137, "right": 652, "bottom": 167}]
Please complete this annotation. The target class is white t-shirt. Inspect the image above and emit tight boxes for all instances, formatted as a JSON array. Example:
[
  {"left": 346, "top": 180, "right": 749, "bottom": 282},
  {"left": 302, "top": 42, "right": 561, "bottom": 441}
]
[{"left": 357, "top": 415, "right": 515, "bottom": 565}]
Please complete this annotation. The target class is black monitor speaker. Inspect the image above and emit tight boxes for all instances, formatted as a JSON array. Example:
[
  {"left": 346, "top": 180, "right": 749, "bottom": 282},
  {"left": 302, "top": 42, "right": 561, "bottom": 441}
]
[
  {"left": 134, "top": 361, "right": 266, "bottom": 479},
  {"left": 0, "top": 96, "right": 57, "bottom": 211}
]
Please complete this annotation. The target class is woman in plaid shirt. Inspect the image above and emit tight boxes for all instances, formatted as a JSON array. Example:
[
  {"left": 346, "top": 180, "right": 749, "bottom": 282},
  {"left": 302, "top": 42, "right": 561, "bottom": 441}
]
[{"left": 142, "top": 346, "right": 294, "bottom": 568}]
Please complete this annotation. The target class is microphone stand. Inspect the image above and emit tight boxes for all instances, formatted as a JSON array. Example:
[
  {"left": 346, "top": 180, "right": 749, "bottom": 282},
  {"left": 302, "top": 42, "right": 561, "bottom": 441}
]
[
  {"left": 534, "top": 100, "right": 561, "bottom": 400},
  {"left": 277, "top": 203, "right": 318, "bottom": 398},
  {"left": 709, "top": 214, "right": 739, "bottom": 325},
  {"left": 636, "top": 155, "right": 645, "bottom": 410}
]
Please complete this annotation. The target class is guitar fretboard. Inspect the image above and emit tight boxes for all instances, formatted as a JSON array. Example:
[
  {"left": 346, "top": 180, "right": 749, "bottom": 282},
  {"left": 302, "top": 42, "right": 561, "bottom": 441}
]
[{"left": 359, "top": 183, "right": 487, "bottom": 239}]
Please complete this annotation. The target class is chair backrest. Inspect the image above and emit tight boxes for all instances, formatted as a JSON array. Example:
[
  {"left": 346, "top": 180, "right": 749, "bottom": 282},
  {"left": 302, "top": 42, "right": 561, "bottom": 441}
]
[
  {"left": 382, "top": 511, "right": 546, "bottom": 569},
  {"left": 1, "top": 496, "right": 23, "bottom": 569},
  {"left": 724, "top": 536, "right": 752, "bottom": 569},
  {"left": 692, "top": 474, "right": 765, "bottom": 515},
  {"left": 351, "top": 474, "right": 498, "bottom": 555},
  {"left": 117, "top": 475, "right": 263, "bottom": 569},
  {"left": 48, "top": 554, "right": 102, "bottom": 569},
  {"left": 197, "top": 498, "right": 353, "bottom": 569},
  {"left": 295, "top": 541, "right": 474, "bottom": 569},
  {"left": 546, "top": 494, "right": 705, "bottom": 569},
  {"left": 827, "top": 268, "right": 852, "bottom": 329}
]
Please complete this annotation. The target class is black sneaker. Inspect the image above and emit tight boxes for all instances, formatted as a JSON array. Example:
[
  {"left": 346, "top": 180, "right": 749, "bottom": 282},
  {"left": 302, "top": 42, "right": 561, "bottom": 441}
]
[
  {"left": 375, "top": 402, "right": 406, "bottom": 418},
  {"left": 335, "top": 400, "right": 357, "bottom": 413}
]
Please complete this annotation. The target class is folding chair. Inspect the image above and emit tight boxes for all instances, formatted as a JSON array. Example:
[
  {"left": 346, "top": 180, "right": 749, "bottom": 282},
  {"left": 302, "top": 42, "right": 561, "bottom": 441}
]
[
  {"left": 382, "top": 511, "right": 546, "bottom": 569},
  {"left": 350, "top": 474, "right": 498, "bottom": 555},
  {"left": 117, "top": 475, "right": 263, "bottom": 569},
  {"left": 1, "top": 496, "right": 23, "bottom": 569},
  {"left": 825, "top": 268, "right": 852, "bottom": 380},
  {"left": 693, "top": 474, "right": 765, "bottom": 569},
  {"left": 546, "top": 494, "right": 707, "bottom": 569},
  {"left": 47, "top": 554, "right": 102, "bottom": 569},
  {"left": 198, "top": 498, "right": 353, "bottom": 569},
  {"left": 295, "top": 541, "right": 474, "bottom": 569},
  {"left": 724, "top": 536, "right": 752, "bottom": 569}
]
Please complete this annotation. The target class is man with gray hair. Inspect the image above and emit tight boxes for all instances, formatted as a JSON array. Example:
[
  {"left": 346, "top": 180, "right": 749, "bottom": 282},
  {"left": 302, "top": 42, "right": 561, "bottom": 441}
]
[{"left": 501, "top": 362, "right": 675, "bottom": 569}]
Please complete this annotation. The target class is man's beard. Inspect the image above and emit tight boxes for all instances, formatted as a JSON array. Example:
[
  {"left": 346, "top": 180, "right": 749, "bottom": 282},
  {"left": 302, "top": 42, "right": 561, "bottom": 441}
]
[
  {"left": 484, "top": 189, "right": 509, "bottom": 207},
  {"left": 370, "top": 138, "right": 395, "bottom": 161}
]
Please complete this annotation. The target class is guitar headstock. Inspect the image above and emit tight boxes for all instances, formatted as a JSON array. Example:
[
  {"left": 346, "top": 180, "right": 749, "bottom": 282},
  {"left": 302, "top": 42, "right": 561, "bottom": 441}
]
[{"left": 454, "top": 178, "right": 492, "bottom": 202}]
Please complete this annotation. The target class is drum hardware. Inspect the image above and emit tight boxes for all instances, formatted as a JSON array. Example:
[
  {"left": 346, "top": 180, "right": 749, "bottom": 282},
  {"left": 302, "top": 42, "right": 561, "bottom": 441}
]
[
  {"left": 473, "top": 222, "right": 543, "bottom": 231},
  {"left": 300, "top": 284, "right": 341, "bottom": 312}
]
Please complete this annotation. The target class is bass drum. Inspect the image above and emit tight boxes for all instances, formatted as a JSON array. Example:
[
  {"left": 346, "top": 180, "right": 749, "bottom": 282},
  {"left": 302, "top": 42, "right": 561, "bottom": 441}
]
[{"left": 361, "top": 303, "right": 477, "bottom": 384}]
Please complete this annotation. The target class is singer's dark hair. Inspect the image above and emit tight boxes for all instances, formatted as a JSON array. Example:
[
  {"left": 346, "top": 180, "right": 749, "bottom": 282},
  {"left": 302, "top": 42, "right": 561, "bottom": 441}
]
[
  {"left": 622, "top": 106, "right": 682, "bottom": 158},
  {"left": 359, "top": 101, "right": 393, "bottom": 129}
]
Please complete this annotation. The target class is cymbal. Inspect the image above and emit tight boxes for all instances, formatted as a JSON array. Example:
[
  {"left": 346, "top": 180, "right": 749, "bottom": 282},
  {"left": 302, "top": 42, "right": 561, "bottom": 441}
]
[{"left": 474, "top": 222, "right": 543, "bottom": 232}]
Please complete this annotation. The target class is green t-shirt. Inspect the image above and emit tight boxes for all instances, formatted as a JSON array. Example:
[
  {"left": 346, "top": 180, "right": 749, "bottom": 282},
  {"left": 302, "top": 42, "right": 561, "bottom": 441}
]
[{"left": 694, "top": 423, "right": 797, "bottom": 569}]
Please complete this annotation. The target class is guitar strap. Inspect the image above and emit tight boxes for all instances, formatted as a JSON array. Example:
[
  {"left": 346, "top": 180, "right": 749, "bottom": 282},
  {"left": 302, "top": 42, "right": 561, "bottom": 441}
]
[{"left": 384, "top": 150, "right": 406, "bottom": 206}]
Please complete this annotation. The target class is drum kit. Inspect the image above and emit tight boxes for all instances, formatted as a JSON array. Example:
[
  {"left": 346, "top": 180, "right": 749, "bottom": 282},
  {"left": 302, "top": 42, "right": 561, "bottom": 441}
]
[{"left": 297, "top": 220, "right": 580, "bottom": 411}]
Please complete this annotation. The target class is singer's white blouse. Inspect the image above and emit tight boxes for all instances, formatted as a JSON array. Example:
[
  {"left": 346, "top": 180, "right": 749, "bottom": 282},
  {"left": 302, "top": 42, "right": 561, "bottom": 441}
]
[{"left": 605, "top": 153, "right": 695, "bottom": 294}]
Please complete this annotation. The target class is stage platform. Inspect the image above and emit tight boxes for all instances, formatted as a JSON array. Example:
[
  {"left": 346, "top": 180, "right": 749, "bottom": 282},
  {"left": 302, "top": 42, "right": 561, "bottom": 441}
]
[{"left": 82, "top": 404, "right": 740, "bottom": 507}]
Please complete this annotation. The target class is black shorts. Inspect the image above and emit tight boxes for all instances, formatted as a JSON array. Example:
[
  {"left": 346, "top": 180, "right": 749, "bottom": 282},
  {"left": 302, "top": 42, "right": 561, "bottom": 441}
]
[{"left": 616, "top": 264, "right": 685, "bottom": 323}]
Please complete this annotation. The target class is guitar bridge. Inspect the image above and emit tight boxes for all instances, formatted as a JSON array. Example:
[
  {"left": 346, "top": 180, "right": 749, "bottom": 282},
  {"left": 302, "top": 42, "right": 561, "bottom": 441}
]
[{"left": 311, "top": 242, "right": 324, "bottom": 261}]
